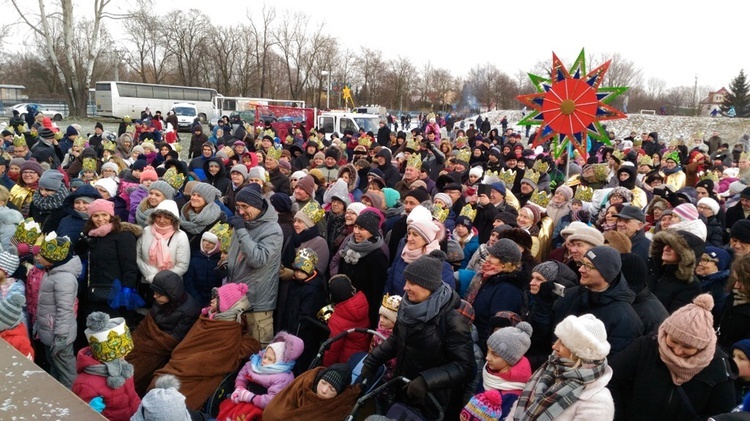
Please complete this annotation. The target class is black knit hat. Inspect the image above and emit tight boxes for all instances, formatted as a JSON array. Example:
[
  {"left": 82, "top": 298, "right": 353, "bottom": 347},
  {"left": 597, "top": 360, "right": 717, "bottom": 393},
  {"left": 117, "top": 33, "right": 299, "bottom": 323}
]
[
  {"left": 403, "top": 250, "right": 447, "bottom": 292},
  {"left": 355, "top": 211, "right": 381, "bottom": 238},
  {"left": 235, "top": 183, "right": 265, "bottom": 210},
  {"left": 315, "top": 363, "right": 352, "bottom": 395},
  {"left": 732, "top": 220, "right": 750, "bottom": 244},
  {"left": 328, "top": 274, "right": 356, "bottom": 304},
  {"left": 405, "top": 188, "right": 430, "bottom": 204}
]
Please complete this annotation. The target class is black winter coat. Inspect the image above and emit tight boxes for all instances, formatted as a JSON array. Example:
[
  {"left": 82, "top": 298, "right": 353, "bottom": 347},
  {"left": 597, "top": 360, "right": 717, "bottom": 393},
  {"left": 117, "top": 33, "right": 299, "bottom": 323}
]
[
  {"left": 78, "top": 223, "right": 141, "bottom": 301},
  {"left": 268, "top": 167, "right": 290, "bottom": 194},
  {"left": 705, "top": 215, "right": 725, "bottom": 247},
  {"left": 366, "top": 288, "right": 476, "bottom": 419},
  {"left": 717, "top": 296, "right": 750, "bottom": 351},
  {"left": 150, "top": 270, "right": 201, "bottom": 341},
  {"left": 725, "top": 202, "right": 748, "bottom": 232},
  {"left": 632, "top": 287, "right": 669, "bottom": 335},
  {"left": 277, "top": 272, "right": 327, "bottom": 374},
  {"left": 202, "top": 157, "right": 230, "bottom": 196},
  {"left": 529, "top": 273, "right": 643, "bottom": 357},
  {"left": 609, "top": 335, "right": 736, "bottom": 420},
  {"left": 338, "top": 244, "right": 389, "bottom": 329}
]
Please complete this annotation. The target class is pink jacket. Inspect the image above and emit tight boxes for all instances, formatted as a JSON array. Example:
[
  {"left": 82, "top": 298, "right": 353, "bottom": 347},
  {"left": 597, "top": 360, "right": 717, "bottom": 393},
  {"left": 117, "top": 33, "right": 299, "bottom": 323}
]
[{"left": 234, "top": 362, "right": 294, "bottom": 409}]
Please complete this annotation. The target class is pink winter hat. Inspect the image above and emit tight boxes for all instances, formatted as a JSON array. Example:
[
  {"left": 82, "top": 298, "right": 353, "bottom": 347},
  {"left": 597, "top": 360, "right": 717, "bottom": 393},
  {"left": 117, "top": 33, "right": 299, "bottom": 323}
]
[
  {"left": 673, "top": 203, "right": 699, "bottom": 222},
  {"left": 87, "top": 198, "right": 114, "bottom": 217},
  {"left": 217, "top": 283, "right": 248, "bottom": 312}
]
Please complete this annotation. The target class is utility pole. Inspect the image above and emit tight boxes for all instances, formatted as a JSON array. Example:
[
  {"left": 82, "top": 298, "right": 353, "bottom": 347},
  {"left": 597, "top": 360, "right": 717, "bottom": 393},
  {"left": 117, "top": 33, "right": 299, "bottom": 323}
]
[{"left": 693, "top": 74, "right": 699, "bottom": 116}]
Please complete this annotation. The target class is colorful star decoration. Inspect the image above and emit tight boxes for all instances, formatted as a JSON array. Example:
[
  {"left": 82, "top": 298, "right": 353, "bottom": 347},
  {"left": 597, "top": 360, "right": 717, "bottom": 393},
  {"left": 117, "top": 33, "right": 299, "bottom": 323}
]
[{"left": 517, "top": 49, "right": 628, "bottom": 160}]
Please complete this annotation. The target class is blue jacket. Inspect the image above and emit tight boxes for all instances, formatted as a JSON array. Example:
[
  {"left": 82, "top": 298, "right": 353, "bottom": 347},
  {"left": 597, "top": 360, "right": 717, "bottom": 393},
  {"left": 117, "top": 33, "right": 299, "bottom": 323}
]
[
  {"left": 385, "top": 238, "right": 455, "bottom": 296},
  {"left": 459, "top": 230, "right": 480, "bottom": 270},
  {"left": 183, "top": 249, "right": 222, "bottom": 307},
  {"left": 472, "top": 270, "right": 526, "bottom": 353}
]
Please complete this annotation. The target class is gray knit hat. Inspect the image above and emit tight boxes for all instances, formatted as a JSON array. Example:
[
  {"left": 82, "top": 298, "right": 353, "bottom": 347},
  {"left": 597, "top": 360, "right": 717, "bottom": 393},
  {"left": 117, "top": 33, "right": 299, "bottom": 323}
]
[
  {"left": 403, "top": 250, "right": 447, "bottom": 292},
  {"left": 190, "top": 182, "right": 221, "bottom": 204},
  {"left": 487, "top": 238, "right": 521, "bottom": 264},
  {"left": 533, "top": 261, "right": 559, "bottom": 282},
  {"left": 584, "top": 246, "right": 622, "bottom": 283},
  {"left": 486, "top": 321, "right": 533, "bottom": 366},
  {"left": 39, "top": 170, "right": 64, "bottom": 191},
  {"left": 0, "top": 250, "right": 20, "bottom": 277},
  {"left": 0, "top": 293, "right": 24, "bottom": 330},
  {"left": 149, "top": 180, "right": 176, "bottom": 200},
  {"left": 235, "top": 183, "right": 265, "bottom": 210},
  {"left": 131, "top": 375, "right": 192, "bottom": 421},
  {"left": 230, "top": 164, "right": 249, "bottom": 179}
]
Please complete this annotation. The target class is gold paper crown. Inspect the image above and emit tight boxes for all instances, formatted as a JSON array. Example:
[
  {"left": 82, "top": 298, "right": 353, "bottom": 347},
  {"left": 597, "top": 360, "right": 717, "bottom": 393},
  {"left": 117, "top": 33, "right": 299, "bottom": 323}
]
[
  {"left": 590, "top": 163, "right": 609, "bottom": 183},
  {"left": 125, "top": 124, "right": 136, "bottom": 134},
  {"left": 123, "top": 115, "right": 132, "bottom": 123},
  {"left": 82, "top": 157, "right": 98, "bottom": 173},
  {"left": 406, "top": 153, "right": 422, "bottom": 169},
  {"left": 209, "top": 222, "right": 232, "bottom": 254},
  {"left": 293, "top": 247, "right": 319, "bottom": 275},
  {"left": 266, "top": 146, "right": 282, "bottom": 161},
  {"left": 12, "top": 218, "right": 41, "bottom": 246},
  {"left": 455, "top": 136, "right": 468, "bottom": 147},
  {"left": 638, "top": 155, "right": 653, "bottom": 167},
  {"left": 381, "top": 294, "right": 402, "bottom": 313},
  {"left": 141, "top": 141, "right": 155, "bottom": 151},
  {"left": 532, "top": 160, "right": 550, "bottom": 173},
  {"left": 499, "top": 168, "right": 517, "bottom": 186},
  {"left": 358, "top": 134, "right": 373, "bottom": 148},
  {"left": 163, "top": 167, "right": 185, "bottom": 190},
  {"left": 483, "top": 170, "right": 500, "bottom": 184},
  {"left": 300, "top": 200, "right": 325, "bottom": 225},
  {"left": 432, "top": 203, "right": 450, "bottom": 223},
  {"left": 12, "top": 135, "right": 26, "bottom": 148},
  {"left": 317, "top": 304, "right": 334, "bottom": 323},
  {"left": 668, "top": 139, "right": 679, "bottom": 148},
  {"left": 18, "top": 123, "right": 28, "bottom": 133},
  {"left": 53, "top": 130, "right": 63, "bottom": 140},
  {"left": 284, "top": 135, "right": 294, "bottom": 145},
  {"left": 530, "top": 190, "right": 552, "bottom": 207},
  {"left": 740, "top": 151, "right": 750, "bottom": 162},
  {"left": 612, "top": 150, "right": 624, "bottom": 160},
  {"left": 87, "top": 317, "right": 134, "bottom": 362},
  {"left": 73, "top": 136, "right": 85, "bottom": 148},
  {"left": 459, "top": 204, "right": 477, "bottom": 222},
  {"left": 39, "top": 232, "right": 71, "bottom": 263},
  {"left": 405, "top": 139, "right": 419, "bottom": 152},
  {"left": 523, "top": 169, "right": 541, "bottom": 185},
  {"left": 574, "top": 185, "right": 594, "bottom": 202},
  {"left": 263, "top": 128, "right": 275, "bottom": 138},
  {"left": 456, "top": 148, "right": 471, "bottom": 163},
  {"left": 102, "top": 139, "right": 117, "bottom": 152},
  {"left": 699, "top": 171, "right": 719, "bottom": 183}
]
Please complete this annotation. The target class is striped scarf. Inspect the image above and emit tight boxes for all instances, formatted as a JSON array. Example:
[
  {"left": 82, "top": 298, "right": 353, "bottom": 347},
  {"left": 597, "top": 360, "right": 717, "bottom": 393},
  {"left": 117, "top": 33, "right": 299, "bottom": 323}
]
[{"left": 512, "top": 355, "right": 607, "bottom": 421}]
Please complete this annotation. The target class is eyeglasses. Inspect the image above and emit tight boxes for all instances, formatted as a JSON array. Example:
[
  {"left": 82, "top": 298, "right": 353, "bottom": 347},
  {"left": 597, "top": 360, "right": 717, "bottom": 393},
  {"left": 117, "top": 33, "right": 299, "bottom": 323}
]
[
  {"left": 579, "top": 261, "right": 597, "bottom": 271},
  {"left": 700, "top": 256, "right": 718, "bottom": 264}
]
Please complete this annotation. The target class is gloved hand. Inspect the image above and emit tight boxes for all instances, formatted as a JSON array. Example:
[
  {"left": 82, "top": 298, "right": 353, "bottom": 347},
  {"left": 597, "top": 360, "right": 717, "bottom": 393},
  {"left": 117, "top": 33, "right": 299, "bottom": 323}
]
[
  {"left": 405, "top": 376, "right": 428, "bottom": 404},
  {"left": 89, "top": 396, "right": 105, "bottom": 413},
  {"left": 359, "top": 357, "right": 376, "bottom": 384},
  {"left": 279, "top": 267, "right": 295, "bottom": 281},
  {"left": 231, "top": 387, "right": 254, "bottom": 403},
  {"left": 536, "top": 281, "right": 559, "bottom": 302},
  {"left": 51, "top": 336, "right": 68, "bottom": 357},
  {"left": 229, "top": 215, "right": 246, "bottom": 231}
]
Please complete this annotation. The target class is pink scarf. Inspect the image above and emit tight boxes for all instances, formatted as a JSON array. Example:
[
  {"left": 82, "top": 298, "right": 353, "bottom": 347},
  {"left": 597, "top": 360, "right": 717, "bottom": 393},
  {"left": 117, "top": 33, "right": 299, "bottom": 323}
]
[
  {"left": 88, "top": 223, "right": 113, "bottom": 238},
  {"left": 657, "top": 326, "right": 715, "bottom": 385},
  {"left": 400, "top": 240, "right": 440, "bottom": 264},
  {"left": 149, "top": 224, "right": 176, "bottom": 271}
]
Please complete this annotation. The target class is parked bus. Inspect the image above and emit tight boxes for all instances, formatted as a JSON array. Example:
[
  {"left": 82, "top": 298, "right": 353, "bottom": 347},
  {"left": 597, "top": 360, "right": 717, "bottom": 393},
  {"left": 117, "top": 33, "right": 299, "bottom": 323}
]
[{"left": 94, "top": 81, "right": 218, "bottom": 121}]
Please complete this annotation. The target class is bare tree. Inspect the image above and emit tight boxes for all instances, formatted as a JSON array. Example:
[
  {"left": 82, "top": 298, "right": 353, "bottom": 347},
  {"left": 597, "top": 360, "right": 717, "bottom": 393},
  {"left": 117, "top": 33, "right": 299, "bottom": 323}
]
[
  {"left": 123, "top": 0, "right": 173, "bottom": 84},
  {"left": 386, "top": 57, "right": 417, "bottom": 111},
  {"left": 163, "top": 9, "right": 211, "bottom": 87},
  {"left": 9, "top": 0, "right": 116, "bottom": 116},
  {"left": 205, "top": 25, "right": 242, "bottom": 95},
  {"left": 355, "top": 48, "right": 385, "bottom": 105},
  {"left": 247, "top": 5, "right": 277, "bottom": 97}
]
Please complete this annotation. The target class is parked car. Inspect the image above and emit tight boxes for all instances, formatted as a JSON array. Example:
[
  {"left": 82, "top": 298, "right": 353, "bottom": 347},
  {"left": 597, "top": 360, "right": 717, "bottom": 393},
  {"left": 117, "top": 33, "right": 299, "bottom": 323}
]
[{"left": 7, "top": 103, "right": 66, "bottom": 121}]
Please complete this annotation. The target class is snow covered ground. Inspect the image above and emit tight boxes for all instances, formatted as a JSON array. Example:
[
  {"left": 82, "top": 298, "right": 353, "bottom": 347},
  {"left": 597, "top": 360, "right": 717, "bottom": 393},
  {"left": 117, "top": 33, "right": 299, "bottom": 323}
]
[{"left": 459, "top": 110, "right": 750, "bottom": 145}]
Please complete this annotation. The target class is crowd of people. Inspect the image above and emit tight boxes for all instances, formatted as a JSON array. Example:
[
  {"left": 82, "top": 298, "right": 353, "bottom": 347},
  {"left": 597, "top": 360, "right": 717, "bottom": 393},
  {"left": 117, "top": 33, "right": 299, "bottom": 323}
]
[{"left": 0, "top": 107, "right": 749, "bottom": 421}]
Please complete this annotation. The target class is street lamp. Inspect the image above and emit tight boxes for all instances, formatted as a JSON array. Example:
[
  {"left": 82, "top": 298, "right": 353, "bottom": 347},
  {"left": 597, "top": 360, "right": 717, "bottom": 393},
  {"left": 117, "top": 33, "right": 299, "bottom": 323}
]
[{"left": 321, "top": 70, "right": 331, "bottom": 109}]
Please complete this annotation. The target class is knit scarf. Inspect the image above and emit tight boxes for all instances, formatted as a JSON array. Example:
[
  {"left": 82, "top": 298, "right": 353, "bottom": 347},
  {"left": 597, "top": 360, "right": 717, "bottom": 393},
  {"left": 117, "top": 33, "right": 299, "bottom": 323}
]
[
  {"left": 179, "top": 202, "right": 221, "bottom": 235},
  {"left": 282, "top": 226, "right": 320, "bottom": 268},
  {"left": 733, "top": 288, "right": 750, "bottom": 307},
  {"left": 401, "top": 239, "right": 440, "bottom": 264},
  {"left": 513, "top": 355, "right": 607, "bottom": 421},
  {"left": 398, "top": 283, "right": 452, "bottom": 326},
  {"left": 482, "top": 363, "right": 528, "bottom": 392},
  {"left": 211, "top": 295, "right": 251, "bottom": 322},
  {"left": 83, "top": 357, "right": 134, "bottom": 389},
  {"left": 662, "top": 165, "right": 683, "bottom": 175},
  {"left": 250, "top": 352, "right": 295, "bottom": 375},
  {"left": 340, "top": 236, "right": 384, "bottom": 265},
  {"left": 31, "top": 186, "right": 69, "bottom": 211},
  {"left": 88, "top": 223, "right": 113, "bottom": 238},
  {"left": 657, "top": 328, "right": 715, "bottom": 386},
  {"left": 148, "top": 224, "right": 175, "bottom": 271},
  {"left": 136, "top": 203, "right": 155, "bottom": 227}
]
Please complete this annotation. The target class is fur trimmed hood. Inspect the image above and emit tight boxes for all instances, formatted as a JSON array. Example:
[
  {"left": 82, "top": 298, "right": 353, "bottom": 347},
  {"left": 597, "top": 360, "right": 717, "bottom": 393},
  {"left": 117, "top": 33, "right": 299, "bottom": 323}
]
[
  {"left": 121, "top": 221, "right": 143, "bottom": 238},
  {"left": 269, "top": 331, "right": 304, "bottom": 364},
  {"left": 337, "top": 164, "right": 360, "bottom": 193},
  {"left": 650, "top": 230, "right": 703, "bottom": 282}
]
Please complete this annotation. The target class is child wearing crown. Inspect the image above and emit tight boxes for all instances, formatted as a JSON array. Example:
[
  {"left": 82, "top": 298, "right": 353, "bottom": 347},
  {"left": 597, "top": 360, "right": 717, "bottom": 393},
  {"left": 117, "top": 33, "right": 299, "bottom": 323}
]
[
  {"left": 370, "top": 294, "right": 401, "bottom": 380},
  {"left": 33, "top": 232, "right": 81, "bottom": 388}
]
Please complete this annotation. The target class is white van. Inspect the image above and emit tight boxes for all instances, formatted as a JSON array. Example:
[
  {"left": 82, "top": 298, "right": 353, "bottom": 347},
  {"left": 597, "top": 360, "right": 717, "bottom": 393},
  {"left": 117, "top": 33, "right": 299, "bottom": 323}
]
[
  {"left": 171, "top": 102, "right": 198, "bottom": 131},
  {"left": 317, "top": 112, "right": 381, "bottom": 141}
]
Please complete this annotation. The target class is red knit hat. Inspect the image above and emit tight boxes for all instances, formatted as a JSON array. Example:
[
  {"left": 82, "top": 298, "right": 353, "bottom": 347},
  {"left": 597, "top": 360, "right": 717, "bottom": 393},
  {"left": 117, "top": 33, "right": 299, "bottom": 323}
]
[{"left": 217, "top": 283, "right": 248, "bottom": 312}]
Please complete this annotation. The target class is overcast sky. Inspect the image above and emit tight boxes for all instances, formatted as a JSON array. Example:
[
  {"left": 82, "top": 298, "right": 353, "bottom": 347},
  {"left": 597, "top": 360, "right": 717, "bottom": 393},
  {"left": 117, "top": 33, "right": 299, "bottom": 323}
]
[{"left": 4, "top": 1, "right": 747, "bottom": 92}]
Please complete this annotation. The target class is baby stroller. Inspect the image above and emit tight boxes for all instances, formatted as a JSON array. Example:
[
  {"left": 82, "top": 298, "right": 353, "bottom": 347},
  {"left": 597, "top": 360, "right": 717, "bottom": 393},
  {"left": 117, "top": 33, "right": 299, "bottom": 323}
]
[
  {"left": 345, "top": 376, "right": 444, "bottom": 421},
  {"left": 309, "top": 327, "right": 387, "bottom": 387}
]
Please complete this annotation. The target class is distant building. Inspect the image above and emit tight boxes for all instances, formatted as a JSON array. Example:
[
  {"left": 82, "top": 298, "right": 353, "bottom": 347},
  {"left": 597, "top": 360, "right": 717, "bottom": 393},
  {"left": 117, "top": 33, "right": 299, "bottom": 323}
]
[
  {"left": 700, "top": 87, "right": 728, "bottom": 116},
  {"left": 0, "top": 85, "right": 26, "bottom": 103}
]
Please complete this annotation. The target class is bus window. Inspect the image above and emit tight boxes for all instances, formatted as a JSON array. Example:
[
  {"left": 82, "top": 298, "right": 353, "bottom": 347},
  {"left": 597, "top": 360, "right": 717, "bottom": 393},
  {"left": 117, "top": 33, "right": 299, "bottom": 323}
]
[
  {"left": 169, "top": 88, "right": 184, "bottom": 101},
  {"left": 118, "top": 84, "right": 136, "bottom": 97},
  {"left": 136, "top": 85, "right": 153, "bottom": 98},
  {"left": 198, "top": 90, "right": 212, "bottom": 101},
  {"left": 153, "top": 86, "right": 169, "bottom": 99},
  {"left": 95, "top": 83, "right": 111, "bottom": 91}
]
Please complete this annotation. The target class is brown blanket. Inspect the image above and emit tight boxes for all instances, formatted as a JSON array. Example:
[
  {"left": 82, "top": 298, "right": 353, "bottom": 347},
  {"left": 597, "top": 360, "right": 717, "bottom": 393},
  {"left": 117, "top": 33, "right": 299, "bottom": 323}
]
[
  {"left": 126, "top": 313, "right": 180, "bottom": 396},
  {"left": 150, "top": 315, "right": 260, "bottom": 410},
  {"left": 263, "top": 367, "right": 360, "bottom": 421}
]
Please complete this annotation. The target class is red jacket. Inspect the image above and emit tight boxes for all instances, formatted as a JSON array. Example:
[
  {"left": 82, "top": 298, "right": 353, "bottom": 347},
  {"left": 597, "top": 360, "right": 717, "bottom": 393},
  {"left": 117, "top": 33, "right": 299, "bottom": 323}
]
[
  {"left": 72, "top": 347, "right": 140, "bottom": 421},
  {"left": 323, "top": 291, "right": 371, "bottom": 366},
  {"left": 0, "top": 323, "right": 34, "bottom": 359}
]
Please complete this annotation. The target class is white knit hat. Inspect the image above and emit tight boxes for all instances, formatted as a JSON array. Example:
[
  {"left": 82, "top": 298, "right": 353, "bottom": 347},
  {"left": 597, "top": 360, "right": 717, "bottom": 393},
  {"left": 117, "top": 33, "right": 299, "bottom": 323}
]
[
  {"left": 554, "top": 314, "right": 611, "bottom": 361},
  {"left": 94, "top": 177, "right": 118, "bottom": 198},
  {"left": 697, "top": 197, "right": 720, "bottom": 216},
  {"left": 469, "top": 166, "right": 484, "bottom": 178}
]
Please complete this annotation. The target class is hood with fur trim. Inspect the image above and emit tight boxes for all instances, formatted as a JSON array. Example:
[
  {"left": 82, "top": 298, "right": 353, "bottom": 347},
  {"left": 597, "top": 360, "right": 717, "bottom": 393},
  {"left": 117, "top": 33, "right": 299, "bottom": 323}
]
[
  {"left": 337, "top": 164, "right": 360, "bottom": 193},
  {"left": 650, "top": 230, "right": 701, "bottom": 282},
  {"left": 268, "top": 331, "right": 304, "bottom": 364}
]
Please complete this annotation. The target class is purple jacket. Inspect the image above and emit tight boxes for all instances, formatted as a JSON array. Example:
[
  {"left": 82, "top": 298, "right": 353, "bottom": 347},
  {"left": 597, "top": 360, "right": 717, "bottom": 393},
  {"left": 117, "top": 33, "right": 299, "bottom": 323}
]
[
  {"left": 128, "top": 186, "right": 148, "bottom": 223},
  {"left": 234, "top": 360, "right": 294, "bottom": 408}
]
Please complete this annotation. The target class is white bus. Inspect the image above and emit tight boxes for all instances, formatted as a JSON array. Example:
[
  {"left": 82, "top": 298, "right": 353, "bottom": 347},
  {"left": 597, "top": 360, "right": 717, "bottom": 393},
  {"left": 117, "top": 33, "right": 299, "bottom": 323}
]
[{"left": 94, "top": 81, "right": 218, "bottom": 121}]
